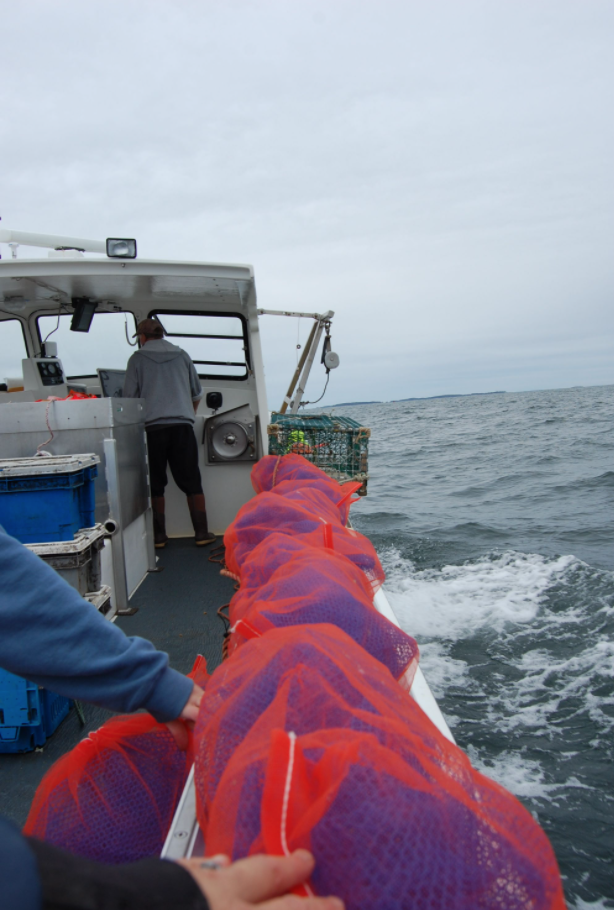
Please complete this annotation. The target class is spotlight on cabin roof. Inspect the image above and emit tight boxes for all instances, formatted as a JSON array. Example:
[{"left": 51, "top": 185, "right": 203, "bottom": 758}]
[{"left": 106, "top": 238, "right": 137, "bottom": 259}]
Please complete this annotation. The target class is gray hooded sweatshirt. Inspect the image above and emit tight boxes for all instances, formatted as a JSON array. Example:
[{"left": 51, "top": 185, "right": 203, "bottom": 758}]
[{"left": 123, "top": 339, "right": 202, "bottom": 429}]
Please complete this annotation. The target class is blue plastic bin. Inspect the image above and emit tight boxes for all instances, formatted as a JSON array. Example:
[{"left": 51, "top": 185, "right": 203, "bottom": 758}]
[
  {"left": 0, "top": 454, "right": 99, "bottom": 543},
  {"left": 0, "top": 668, "right": 72, "bottom": 753}
]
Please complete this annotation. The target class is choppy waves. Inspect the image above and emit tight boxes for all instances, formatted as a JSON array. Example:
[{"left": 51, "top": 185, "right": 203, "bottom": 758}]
[
  {"left": 383, "top": 549, "right": 574, "bottom": 639},
  {"left": 380, "top": 547, "right": 614, "bottom": 908},
  {"left": 338, "top": 387, "right": 614, "bottom": 905}
]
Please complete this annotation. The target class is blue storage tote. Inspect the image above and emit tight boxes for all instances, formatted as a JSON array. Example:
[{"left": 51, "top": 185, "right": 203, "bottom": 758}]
[
  {"left": 0, "top": 454, "right": 99, "bottom": 543},
  {"left": 0, "top": 668, "right": 72, "bottom": 753}
]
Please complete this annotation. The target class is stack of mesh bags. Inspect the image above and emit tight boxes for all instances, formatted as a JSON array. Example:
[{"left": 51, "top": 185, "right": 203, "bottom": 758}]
[
  {"left": 224, "top": 454, "right": 416, "bottom": 685},
  {"left": 223, "top": 454, "right": 384, "bottom": 591},
  {"left": 200, "top": 456, "right": 565, "bottom": 907},
  {"left": 194, "top": 625, "right": 566, "bottom": 910},
  {"left": 226, "top": 532, "right": 418, "bottom": 690}
]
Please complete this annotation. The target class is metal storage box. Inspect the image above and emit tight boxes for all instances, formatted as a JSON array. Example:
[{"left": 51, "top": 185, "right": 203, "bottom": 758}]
[
  {"left": 0, "top": 454, "right": 99, "bottom": 543},
  {"left": 268, "top": 413, "right": 370, "bottom": 493},
  {"left": 83, "top": 584, "right": 114, "bottom": 621},
  {"left": 25, "top": 524, "right": 107, "bottom": 596}
]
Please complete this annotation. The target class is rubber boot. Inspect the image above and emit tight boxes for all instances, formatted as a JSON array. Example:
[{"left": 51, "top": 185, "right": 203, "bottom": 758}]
[
  {"left": 151, "top": 496, "right": 168, "bottom": 549},
  {"left": 187, "top": 493, "right": 216, "bottom": 546}
]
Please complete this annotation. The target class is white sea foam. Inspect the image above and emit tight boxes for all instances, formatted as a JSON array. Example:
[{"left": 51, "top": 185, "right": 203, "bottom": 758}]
[
  {"left": 465, "top": 745, "right": 553, "bottom": 800},
  {"left": 380, "top": 547, "right": 614, "bottom": 740},
  {"left": 415, "top": 641, "right": 470, "bottom": 694},
  {"left": 573, "top": 901, "right": 614, "bottom": 910},
  {"left": 484, "top": 639, "right": 614, "bottom": 735},
  {"left": 381, "top": 548, "right": 576, "bottom": 640},
  {"left": 466, "top": 745, "right": 594, "bottom": 803}
]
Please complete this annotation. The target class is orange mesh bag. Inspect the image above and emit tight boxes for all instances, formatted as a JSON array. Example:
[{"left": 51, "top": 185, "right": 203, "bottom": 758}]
[
  {"left": 227, "top": 533, "right": 374, "bottom": 625},
  {"left": 227, "top": 546, "right": 418, "bottom": 688},
  {"left": 273, "top": 481, "right": 362, "bottom": 526},
  {"left": 194, "top": 624, "right": 442, "bottom": 820},
  {"left": 252, "top": 454, "right": 363, "bottom": 525},
  {"left": 189, "top": 653, "right": 210, "bottom": 690},
  {"left": 251, "top": 454, "right": 341, "bottom": 494},
  {"left": 194, "top": 626, "right": 565, "bottom": 910},
  {"left": 23, "top": 655, "right": 209, "bottom": 863},
  {"left": 23, "top": 713, "right": 190, "bottom": 863},
  {"left": 275, "top": 486, "right": 349, "bottom": 526},
  {"left": 208, "top": 727, "right": 565, "bottom": 910},
  {"left": 227, "top": 533, "right": 318, "bottom": 619},
  {"left": 223, "top": 495, "right": 384, "bottom": 590}
]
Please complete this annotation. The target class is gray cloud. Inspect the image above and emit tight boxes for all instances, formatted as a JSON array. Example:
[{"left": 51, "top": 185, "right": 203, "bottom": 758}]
[{"left": 1, "top": 0, "right": 612, "bottom": 403}]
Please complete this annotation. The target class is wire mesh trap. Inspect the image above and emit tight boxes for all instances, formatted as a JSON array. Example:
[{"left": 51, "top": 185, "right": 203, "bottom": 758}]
[{"left": 267, "top": 413, "right": 369, "bottom": 493}]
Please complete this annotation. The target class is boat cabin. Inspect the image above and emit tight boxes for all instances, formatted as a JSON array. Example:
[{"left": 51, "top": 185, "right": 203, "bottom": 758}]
[{"left": 0, "top": 231, "right": 454, "bottom": 866}]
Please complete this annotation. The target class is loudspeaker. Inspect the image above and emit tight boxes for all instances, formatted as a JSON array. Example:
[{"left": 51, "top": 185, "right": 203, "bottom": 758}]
[{"left": 205, "top": 403, "right": 258, "bottom": 463}]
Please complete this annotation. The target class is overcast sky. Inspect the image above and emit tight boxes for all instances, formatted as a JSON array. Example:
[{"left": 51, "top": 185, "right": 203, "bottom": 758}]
[{"left": 1, "top": 0, "right": 612, "bottom": 405}]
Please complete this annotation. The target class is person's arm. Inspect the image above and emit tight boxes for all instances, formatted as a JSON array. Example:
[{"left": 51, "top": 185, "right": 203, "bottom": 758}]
[
  {"left": 0, "top": 529, "right": 193, "bottom": 722},
  {"left": 26, "top": 836, "right": 208, "bottom": 910},
  {"left": 25, "top": 836, "right": 344, "bottom": 910},
  {"left": 186, "top": 354, "right": 203, "bottom": 405},
  {"left": 1, "top": 819, "right": 41, "bottom": 910},
  {"left": 122, "top": 354, "right": 140, "bottom": 399}
]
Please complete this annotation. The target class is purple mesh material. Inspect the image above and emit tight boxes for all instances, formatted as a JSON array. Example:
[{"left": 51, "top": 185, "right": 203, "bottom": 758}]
[
  {"left": 195, "top": 626, "right": 565, "bottom": 910},
  {"left": 24, "top": 715, "right": 189, "bottom": 863},
  {"left": 270, "top": 479, "right": 362, "bottom": 525},
  {"left": 223, "top": 495, "right": 384, "bottom": 590},
  {"left": 195, "top": 625, "right": 433, "bottom": 816},
  {"left": 251, "top": 454, "right": 338, "bottom": 494},
  {"left": 228, "top": 546, "right": 418, "bottom": 686}
]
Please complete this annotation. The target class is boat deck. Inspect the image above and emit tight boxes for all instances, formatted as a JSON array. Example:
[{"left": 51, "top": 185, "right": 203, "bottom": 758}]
[{"left": 0, "top": 538, "right": 234, "bottom": 828}]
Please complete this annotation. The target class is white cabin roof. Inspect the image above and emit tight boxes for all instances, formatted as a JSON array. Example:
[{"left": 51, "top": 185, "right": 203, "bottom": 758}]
[{"left": 0, "top": 258, "right": 255, "bottom": 318}]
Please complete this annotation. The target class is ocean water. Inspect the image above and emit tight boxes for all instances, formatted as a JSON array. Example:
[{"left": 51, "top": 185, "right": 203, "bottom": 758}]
[{"left": 337, "top": 385, "right": 614, "bottom": 909}]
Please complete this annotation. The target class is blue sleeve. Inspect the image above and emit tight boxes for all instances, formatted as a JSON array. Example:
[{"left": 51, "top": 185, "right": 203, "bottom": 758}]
[
  {"left": 0, "top": 530, "right": 193, "bottom": 722},
  {"left": 0, "top": 819, "right": 41, "bottom": 910}
]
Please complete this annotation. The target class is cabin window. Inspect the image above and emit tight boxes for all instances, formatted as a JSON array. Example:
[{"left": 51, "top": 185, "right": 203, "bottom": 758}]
[
  {"left": 36, "top": 311, "right": 138, "bottom": 378},
  {"left": 0, "top": 318, "right": 29, "bottom": 385},
  {"left": 0, "top": 319, "right": 28, "bottom": 385},
  {"left": 149, "top": 311, "right": 249, "bottom": 380}
]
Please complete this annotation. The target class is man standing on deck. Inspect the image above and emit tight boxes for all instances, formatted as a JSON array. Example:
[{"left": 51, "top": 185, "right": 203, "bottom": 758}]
[{"left": 123, "top": 318, "right": 215, "bottom": 548}]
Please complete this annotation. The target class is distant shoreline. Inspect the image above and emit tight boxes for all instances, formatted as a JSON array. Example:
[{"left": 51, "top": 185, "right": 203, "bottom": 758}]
[{"left": 329, "top": 391, "right": 507, "bottom": 407}]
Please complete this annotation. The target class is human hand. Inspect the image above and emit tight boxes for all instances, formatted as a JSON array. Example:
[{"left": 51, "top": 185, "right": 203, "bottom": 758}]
[
  {"left": 178, "top": 849, "right": 344, "bottom": 910},
  {"left": 165, "top": 681, "right": 204, "bottom": 749},
  {"left": 180, "top": 681, "right": 204, "bottom": 723}
]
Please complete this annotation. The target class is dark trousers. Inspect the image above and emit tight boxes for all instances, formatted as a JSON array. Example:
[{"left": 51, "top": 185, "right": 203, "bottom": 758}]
[{"left": 146, "top": 424, "right": 203, "bottom": 498}]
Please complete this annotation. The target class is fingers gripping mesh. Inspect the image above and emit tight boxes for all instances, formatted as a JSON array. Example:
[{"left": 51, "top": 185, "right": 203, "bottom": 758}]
[{"left": 24, "top": 714, "right": 190, "bottom": 863}]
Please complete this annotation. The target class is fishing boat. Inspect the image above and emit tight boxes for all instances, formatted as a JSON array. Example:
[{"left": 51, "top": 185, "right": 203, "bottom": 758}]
[
  {"left": 1, "top": 230, "right": 566, "bottom": 910},
  {"left": 0, "top": 227, "right": 453, "bottom": 843}
]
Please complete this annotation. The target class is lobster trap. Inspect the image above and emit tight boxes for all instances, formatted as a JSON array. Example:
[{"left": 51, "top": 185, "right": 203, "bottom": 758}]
[{"left": 267, "top": 413, "right": 370, "bottom": 494}]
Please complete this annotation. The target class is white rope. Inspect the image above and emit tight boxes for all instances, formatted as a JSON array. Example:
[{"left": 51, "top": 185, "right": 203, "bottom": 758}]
[
  {"left": 35, "top": 399, "right": 55, "bottom": 455},
  {"left": 280, "top": 731, "right": 296, "bottom": 858},
  {"left": 280, "top": 731, "right": 314, "bottom": 897}
]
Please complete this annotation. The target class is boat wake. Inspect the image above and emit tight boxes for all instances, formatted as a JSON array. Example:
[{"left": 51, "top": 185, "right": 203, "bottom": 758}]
[{"left": 380, "top": 547, "right": 614, "bottom": 909}]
